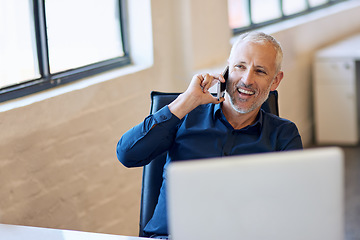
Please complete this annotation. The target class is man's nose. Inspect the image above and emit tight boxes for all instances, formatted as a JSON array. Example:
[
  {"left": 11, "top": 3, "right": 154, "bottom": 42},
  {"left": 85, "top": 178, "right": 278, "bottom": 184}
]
[{"left": 242, "top": 70, "right": 255, "bottom": 86}]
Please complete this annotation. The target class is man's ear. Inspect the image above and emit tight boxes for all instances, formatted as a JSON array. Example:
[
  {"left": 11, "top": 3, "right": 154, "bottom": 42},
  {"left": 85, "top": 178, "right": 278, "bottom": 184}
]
[{"left": 270, "top": 71, "right": 283, "bottom": 91}]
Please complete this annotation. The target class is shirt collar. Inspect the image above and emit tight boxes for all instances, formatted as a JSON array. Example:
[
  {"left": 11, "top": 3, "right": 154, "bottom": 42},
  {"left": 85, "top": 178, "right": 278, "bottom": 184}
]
[
  {"left": 213, "top": 103, "right": 264, "bottom": 128},
  {"left": 213, "top": 103, "right": 222, "bottom": 119}
]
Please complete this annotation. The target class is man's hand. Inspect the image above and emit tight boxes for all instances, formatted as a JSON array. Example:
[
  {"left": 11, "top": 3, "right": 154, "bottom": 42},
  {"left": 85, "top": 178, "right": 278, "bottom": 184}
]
[{"left": 168, "top": 73, "right": 225, "bottom": 119}]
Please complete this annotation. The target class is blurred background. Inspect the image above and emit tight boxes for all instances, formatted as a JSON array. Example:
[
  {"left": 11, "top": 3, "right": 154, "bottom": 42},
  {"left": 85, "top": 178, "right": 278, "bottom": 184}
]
[{"left": 0, "top": 0, "right": 359, "bottom": 239}]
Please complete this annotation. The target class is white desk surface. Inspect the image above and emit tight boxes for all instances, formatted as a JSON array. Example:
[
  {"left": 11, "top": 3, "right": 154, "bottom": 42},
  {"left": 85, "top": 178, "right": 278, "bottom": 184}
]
[{"left": 0, "top": 224, "right": 149, "bottom": 240}]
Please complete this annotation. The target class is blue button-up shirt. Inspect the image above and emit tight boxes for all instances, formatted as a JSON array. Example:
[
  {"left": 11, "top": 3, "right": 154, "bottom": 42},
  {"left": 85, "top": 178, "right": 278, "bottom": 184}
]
[{"left": 117, "top": 103, "right": 302, "bottom": 235}]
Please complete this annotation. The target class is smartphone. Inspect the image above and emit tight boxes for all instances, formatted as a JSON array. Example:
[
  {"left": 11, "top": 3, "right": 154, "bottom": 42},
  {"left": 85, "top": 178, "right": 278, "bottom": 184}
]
[{"left": 217, "top": 66, "right": 228, "bottom": 101}]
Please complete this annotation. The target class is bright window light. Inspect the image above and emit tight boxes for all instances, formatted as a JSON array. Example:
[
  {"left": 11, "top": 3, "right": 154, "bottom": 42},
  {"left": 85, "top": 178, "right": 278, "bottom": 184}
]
[
  {"left": 309, "top": 0, "right": 329, "bottom": 7},
  {"left": 0, "top": 0, "right": 40, "bottom": 89},
  {"left": 251, "top": 0, "right": 281, "bottom": 24},
  {"left": 283, "top": 0, "right": 308, "bottom": 16},
  {"left": 45, "top": 0, "right": 125, "bottom": 74},
  {"left": 228, "top": 0, "right": 250, "bottom": 29}
]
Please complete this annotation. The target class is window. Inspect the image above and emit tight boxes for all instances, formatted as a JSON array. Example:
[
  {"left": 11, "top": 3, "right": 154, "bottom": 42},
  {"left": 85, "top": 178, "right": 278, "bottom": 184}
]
[
  {"left": 251, "top": 0, "right": 282, "bottom": 24},
  {"left": 0, "top": 0, "right": 129, "bottom": 103},
  {"left": 282, "top": 0, "right": 307, "bottom": 16},
  {"left": 228, "top": 0, "right": 348, "bottom": 34},
  {"left": 228, "top": 0, "right": 250, "bottom": 29},
  {"left": 0, "top": 1, "right": 40, "bottom": 90}
]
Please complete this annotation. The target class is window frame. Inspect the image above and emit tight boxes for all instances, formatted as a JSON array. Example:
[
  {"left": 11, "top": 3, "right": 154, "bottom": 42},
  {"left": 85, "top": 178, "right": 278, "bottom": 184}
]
[
  {"left": 232, "top": 0, "right": 349, "bottom": 35},
  {"left": 0, "top": 0, "right": 130, "bottom": 103}
]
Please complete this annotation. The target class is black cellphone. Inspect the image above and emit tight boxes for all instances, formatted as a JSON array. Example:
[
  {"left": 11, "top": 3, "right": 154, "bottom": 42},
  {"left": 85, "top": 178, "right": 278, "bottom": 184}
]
[{"left": 217, "top": 66, "right": 228, "bottom": 101}]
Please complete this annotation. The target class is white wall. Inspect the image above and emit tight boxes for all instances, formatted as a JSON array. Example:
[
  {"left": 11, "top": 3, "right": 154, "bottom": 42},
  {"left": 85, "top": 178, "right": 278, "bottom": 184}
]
[{"left": 0, "top": 0, "right": 359, "bottom": 236}]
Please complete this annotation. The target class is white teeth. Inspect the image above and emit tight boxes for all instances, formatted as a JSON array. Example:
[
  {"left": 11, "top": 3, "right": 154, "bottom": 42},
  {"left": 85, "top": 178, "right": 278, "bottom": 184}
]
[{"left": 238, "top": 88, "right": 255, "bottom": 95}]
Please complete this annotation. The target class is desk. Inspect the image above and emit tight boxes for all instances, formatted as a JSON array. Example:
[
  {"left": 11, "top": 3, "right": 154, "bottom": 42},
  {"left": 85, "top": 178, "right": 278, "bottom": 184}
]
[{"left": 0, "top": 224, "right": 149, "bottom": 240}]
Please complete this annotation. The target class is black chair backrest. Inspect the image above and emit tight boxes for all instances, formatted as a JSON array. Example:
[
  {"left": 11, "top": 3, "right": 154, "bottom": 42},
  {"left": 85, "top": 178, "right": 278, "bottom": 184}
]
[{"left": 139, "top": 90, "right": 279, "bottom": 237}]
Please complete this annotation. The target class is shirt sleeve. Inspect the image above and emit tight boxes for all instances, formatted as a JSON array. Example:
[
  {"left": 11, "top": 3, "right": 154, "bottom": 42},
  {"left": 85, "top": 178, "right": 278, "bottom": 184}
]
[{"left": 116, "top": 106, "right": 181, "bottom": 167}]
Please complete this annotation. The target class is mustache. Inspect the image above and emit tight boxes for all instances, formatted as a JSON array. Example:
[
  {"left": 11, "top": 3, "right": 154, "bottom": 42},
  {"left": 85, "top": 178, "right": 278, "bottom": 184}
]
[{"left": 227, "top": 81, "right": 256, "bottom": 92}]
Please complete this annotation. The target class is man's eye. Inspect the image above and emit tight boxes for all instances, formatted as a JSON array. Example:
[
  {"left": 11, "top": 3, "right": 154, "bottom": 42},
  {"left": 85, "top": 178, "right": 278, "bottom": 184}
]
[
  {"left": 236, "top": 65, "right": 246, "bottom": 69},
  {"left": 256, "top": 69, "right": 267, "bottom": 75}
]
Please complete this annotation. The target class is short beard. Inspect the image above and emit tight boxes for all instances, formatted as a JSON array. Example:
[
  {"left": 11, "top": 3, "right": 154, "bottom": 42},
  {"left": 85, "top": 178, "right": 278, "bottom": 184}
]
[{"left": 228, "top": 81, "right": 273, "bottom": 114}]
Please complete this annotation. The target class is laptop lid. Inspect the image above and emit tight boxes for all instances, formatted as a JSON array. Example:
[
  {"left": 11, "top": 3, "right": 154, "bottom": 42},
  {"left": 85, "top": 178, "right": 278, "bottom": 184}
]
[{"left": 167, "top": 147, "right": 344, "bottom": 240}]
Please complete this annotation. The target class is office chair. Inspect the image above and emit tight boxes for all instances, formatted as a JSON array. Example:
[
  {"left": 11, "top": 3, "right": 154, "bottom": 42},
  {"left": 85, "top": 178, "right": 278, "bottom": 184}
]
[{"left": 139, "top": 90, "right": 279, "bottom": 237}]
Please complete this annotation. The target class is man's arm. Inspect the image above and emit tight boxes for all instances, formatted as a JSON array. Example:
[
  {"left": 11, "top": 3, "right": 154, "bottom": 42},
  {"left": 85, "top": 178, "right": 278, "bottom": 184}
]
[
  {"left": 116, "top": 72, "right": 225, "bottom": 168},
  {"left": 116, "top": 106, "right": 180, "bottom": 167}
]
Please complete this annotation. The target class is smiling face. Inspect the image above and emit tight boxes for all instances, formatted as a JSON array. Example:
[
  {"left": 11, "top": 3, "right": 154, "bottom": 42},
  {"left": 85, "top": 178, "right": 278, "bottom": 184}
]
[{"left": 225, "top": 40, "right": 283, "bottom": 114}]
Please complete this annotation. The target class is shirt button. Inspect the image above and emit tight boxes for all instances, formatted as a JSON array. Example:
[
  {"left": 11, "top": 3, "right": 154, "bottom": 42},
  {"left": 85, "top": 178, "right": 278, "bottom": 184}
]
[{"left": 160, "top": 115, "right": 168, "bottom": 121}]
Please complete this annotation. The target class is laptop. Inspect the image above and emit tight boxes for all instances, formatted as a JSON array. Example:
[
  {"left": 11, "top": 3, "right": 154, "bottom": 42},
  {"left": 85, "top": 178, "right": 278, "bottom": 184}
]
[{"left": 167, "top": 147, "right": 344, "bottom": 240}]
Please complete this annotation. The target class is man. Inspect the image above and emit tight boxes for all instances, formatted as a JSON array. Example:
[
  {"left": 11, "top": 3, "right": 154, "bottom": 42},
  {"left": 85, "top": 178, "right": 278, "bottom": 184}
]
[{"left": 117, "top": 31, "right": 302, "bottom": 238}]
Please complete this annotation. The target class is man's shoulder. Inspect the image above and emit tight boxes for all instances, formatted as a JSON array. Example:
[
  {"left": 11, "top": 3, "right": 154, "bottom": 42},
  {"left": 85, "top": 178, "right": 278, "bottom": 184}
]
[
  {"left": 261, "top": 110, "right": 297, "bottom": 128},
  {"left": 261, "top": 111, "right": 303, "bottom": 150}
]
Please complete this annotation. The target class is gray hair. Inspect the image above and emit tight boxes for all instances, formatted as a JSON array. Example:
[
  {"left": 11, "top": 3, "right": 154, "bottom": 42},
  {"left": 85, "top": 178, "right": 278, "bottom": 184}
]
[{"left": 229, "top": 31, "right": 283, "bottom": 73}]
